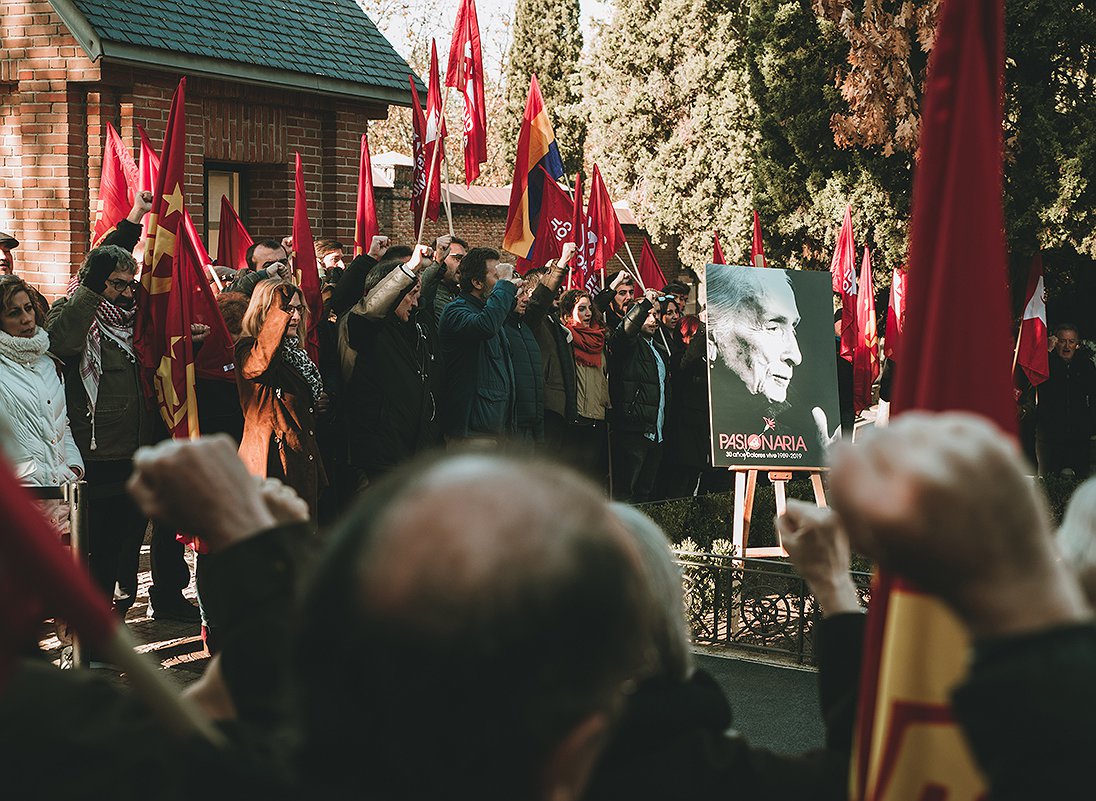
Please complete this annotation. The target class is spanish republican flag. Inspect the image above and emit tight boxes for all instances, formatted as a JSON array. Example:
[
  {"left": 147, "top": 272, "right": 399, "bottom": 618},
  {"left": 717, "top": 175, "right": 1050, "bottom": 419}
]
[
  {"left": 135, "top": 77, "right": 200, "bottom": 440},
  {"left": 91, "top": 122, "right": 138, "bottom": 247},
  {"left": 852, "top": 2, "right": 1013, "bottom": 799},
  {"left": 503, "top": 74, "right": 565, "bottom": 260}
]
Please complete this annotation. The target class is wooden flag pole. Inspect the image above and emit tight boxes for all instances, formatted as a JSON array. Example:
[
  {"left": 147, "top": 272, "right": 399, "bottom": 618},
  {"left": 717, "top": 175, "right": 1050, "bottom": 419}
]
[
  {"left": 442, "top": 149, "right": 455, "bottom": 237},
  {"left": 416, "top": 85, "right": 451, "bottom": 246}
]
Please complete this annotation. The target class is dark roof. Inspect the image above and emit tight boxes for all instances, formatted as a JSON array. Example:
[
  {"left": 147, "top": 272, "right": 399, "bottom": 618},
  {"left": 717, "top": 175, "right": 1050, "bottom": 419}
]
[{"left": 54, "top": 0, "right": 423, "bottom": 104}]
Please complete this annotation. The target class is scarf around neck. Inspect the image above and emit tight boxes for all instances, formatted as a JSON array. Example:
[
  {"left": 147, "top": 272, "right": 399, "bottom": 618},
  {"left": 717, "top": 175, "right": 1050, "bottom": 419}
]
[
  {"left": 0, "top": 326, "right": 50, "bottom": 365},
  {"left": 282, "top": 335, "right": 324, "bottom": 404},
  {"left": 66, "top": 277, "right": 137, "bottom": 450},
  {"left": 566, "top": 322, "right": 605, "bottom": 369}
]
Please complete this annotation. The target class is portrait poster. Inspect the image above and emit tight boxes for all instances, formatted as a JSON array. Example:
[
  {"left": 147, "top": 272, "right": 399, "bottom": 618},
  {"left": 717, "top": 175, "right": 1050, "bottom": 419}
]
[{"left": 700, "top": 264, "right": 841, "bottom": 469}]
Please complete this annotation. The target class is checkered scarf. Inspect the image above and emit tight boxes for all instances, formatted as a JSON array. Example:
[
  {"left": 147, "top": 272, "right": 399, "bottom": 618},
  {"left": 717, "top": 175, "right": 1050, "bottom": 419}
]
[{"left": 66, "top": 276, "right": 137, "bottom": 450}]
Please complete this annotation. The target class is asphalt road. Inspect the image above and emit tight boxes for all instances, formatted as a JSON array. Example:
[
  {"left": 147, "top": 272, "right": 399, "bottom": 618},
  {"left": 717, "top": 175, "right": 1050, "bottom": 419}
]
[{"left": 696, "top": 652, "right": 824, "bottom": 754}]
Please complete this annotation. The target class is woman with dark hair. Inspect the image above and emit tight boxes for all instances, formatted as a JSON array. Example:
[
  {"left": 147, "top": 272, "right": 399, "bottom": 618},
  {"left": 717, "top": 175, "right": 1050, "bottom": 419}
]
[
  {"left": 0, "top": 276, "right": 83, "bottom": 531},
  {"left": 560, "top": 288, "right": 609, "bottom": 484},
  {"left": 236, "top": 279, "right": 326, "bottom": 517}
]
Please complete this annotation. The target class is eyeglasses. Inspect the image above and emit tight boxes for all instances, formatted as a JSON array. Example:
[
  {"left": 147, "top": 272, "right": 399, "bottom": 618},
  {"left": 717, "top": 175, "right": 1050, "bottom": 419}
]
[{"left": 107, "top": 278, "right": 140, "bottom": 292}]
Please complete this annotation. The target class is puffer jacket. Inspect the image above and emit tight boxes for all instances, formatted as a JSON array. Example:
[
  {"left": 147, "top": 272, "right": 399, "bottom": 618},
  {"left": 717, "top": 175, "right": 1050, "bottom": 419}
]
[
  {"left": 438, "top": 282, "right": 518, "bottom": 439},
  {"left": 607, "top": 299, "right": 670, "bottom": 436},
  {"left": 0, "top": 329, "right": 83, "bottom": 485},
  {"left": 503, "top": 314, "right": 544, "bottom": 441}
]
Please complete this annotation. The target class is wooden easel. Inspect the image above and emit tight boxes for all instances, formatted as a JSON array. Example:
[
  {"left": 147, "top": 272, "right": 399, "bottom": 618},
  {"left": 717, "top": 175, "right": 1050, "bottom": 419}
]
[{"left": 731, "top": 468, "right": 827, "bottom": 558}]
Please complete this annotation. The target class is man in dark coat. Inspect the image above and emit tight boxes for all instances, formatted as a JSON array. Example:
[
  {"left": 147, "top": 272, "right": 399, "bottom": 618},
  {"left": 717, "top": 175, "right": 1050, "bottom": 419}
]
[
  {"left": 608, "top": 289, "right": 670, "bottom": 502},
  {"left": 342, "top": 246, "right": 438, "bottom": 484},
  {"left": 437, "top": 247, "right": 518, "bottom": 442},
  {"left": 595, "top": 269, "right": 636, "bottom": 331},
  {"left": 502, "top": 280, "right": 545, "bottom": 444},
  {"left": 1036, "top": 323, "right": 1095, "bottom": 478}
]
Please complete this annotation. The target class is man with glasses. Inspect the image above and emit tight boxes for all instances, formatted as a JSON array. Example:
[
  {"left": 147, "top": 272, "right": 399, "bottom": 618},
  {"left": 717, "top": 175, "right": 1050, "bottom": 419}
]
[
  {"left": 45, "top": 193, "right": 159, "bottom": 620},
  {"left": 1037, "top": 323, "right": 1095, "bottom": 478}
]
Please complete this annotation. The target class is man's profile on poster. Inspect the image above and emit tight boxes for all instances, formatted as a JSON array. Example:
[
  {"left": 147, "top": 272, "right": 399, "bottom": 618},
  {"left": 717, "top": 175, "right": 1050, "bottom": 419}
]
[{"left": 703, "top": 264, "right": 841, "bottom": 468}]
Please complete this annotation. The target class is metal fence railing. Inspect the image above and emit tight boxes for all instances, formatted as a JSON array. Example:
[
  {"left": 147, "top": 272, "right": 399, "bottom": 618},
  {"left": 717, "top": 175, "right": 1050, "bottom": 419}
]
[
  {"left": 673, "top": 549, "right": 872, "bottom": 665},
  {"left": 25, "top": 480, "right": 88, "bottom": 668}
]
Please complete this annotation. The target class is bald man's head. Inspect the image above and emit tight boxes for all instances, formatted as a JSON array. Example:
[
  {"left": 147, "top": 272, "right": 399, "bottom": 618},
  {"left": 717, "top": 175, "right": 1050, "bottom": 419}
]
[{"left": 295, "top": 454, "right": 654, "bottom": 801}]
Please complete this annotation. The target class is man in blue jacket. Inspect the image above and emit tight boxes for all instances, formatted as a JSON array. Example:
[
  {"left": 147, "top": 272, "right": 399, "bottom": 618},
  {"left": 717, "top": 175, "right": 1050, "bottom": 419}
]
[{"left": 438, "top": 247, "right": 518, "bottom": 442}]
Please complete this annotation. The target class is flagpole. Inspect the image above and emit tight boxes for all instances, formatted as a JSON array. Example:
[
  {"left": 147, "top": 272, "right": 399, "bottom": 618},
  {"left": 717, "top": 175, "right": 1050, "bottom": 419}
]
[
  {"left": 1011, "top": 320, "right": 1024, "bottom": 376},
  {"left": 416, "top": 83, "right": 452, "bottom": 246},
  {"left": 442, "top": 139, "right": 455, "bottom": 237}
]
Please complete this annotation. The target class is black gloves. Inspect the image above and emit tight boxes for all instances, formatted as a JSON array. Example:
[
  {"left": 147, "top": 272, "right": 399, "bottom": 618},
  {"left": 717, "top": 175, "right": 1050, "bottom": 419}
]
[{"left": 81, "top": 250, "right": 117, "bottom": 295}]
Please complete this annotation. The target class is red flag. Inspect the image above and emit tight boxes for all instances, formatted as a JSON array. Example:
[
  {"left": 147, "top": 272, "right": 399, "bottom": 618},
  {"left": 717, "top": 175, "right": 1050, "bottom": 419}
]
[
  {"left": 1016, "top": 253, "right": 1049, "bottom": 387},
  {"left": 137, "top": 125, "right": 159, "bottom": 193},
  {"left": 712, "top": 230, "right": 726, "bottom": 265},
  {"left": 409, "top": 76, "right": 428, "bottom": 226},
  {"left": 503, "top": 75, "right": 565, "bottom": 260},
  {"left": 216, "top": 195, "right": 254, "bottom": 272},
  {"left": 852, "top": 2, "right": 1012, "bottom": 799},
  {"left": 521, "top": 166, "right": 573, "bottom": 274},
  {"left": 446, "top": 0, "right": 487, "bottom": 185},
  {"left": 884, "top": 267, "right": 907, "bottom": 361},
  {"left": 0, "top": 455, "right": 117, "bottom": 688},
  {"left": 92, "top": 123, "right": 138, "bottom": 246},
  {"left": 638, "top": 239, "right": 667, "bottom": 290},
  {"left": 830, "top": 205, "right": 857, "bottom": 361},
  {"left": 570, "top": 172, "right": 599, "bottom": 293},
  {"left": 751, "top": 211, "right": 767, "bottom": 268},
  {"left": 422, "top": 40, "right": 446, "bottom": 224},
  {"left": 587, "top": 165, "right": 625, "bottom": 283},
  {"left": 182, "top": 210, "right": 235, "bottom": 382},
  {"left": 293, "top": 153, "right": 322, "bottom": 366},
  {"left": 354, "top": 132, "right": 378, "bottom": 258},
  {"left": 135, "top": 78, "right": 202, "bottom": 440},
  {"left": 852, "top": 247, "right": 878, "bottom": 413}
]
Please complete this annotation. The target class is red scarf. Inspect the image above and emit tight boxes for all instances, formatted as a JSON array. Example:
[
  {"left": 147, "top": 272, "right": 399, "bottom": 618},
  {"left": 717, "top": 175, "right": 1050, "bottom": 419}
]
[{"left": 566, "top": 322, "right": 604, "bottom": 369}]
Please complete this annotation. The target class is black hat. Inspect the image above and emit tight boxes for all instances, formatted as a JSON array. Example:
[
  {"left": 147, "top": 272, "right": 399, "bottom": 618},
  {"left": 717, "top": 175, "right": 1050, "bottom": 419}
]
[{"left": 0, "top": 232, "right": 18, "bottom": 249}]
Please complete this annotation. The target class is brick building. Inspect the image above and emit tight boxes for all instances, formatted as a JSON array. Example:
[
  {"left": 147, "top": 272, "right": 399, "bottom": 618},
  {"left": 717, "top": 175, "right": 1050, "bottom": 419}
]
[{"left": 0, "top": 0, "right": 419, "bottom": 297}]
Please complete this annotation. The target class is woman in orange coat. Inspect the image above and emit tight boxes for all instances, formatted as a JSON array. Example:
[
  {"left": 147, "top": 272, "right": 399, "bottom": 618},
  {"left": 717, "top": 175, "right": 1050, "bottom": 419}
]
[{"left": 236, "top": 279, "right": 326, "bottom": 517}]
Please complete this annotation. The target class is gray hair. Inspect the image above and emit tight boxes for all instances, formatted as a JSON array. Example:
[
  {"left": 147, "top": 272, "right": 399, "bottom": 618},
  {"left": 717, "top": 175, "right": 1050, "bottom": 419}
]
[
  {"left": 609, "top": 502, "right": 693, "bottom": 680},
  {"left": 1057, "top": 477, "right": 1096, "bottom": 603}
]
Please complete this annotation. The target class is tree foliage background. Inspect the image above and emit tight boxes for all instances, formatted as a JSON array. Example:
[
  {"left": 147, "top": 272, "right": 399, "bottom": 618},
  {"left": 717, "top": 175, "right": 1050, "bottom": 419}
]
[{"left": 583, "top": 0, "right": 1096, "bottom": 305}]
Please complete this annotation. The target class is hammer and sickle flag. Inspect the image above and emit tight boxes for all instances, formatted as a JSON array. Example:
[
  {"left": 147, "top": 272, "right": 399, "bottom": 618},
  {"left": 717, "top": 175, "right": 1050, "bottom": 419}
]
[{"left": 134, "top": 77, "right": 200, "bottom": 439}]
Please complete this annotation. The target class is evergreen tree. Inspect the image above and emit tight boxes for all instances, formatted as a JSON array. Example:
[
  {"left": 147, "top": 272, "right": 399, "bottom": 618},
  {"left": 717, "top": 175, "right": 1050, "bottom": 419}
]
[{"left": 502, "top": 0, "right": 586, "bottom": 175}]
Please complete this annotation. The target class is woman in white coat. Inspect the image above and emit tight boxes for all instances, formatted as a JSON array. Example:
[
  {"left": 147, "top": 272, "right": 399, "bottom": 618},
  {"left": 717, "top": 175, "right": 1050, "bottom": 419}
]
[{"left": 0, "top": 276, "right": 83, "bottom": 532}]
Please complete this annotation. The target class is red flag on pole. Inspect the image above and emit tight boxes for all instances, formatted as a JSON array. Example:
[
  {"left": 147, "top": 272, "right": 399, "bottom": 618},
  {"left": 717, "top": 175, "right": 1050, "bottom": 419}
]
[
  {"left": 521, "top": 166, "right": 573, "bottom": 274},
  {"left": 503, "top": 75, "right": 565, "bottom": 260},
  {"left": 852, "top": 247, "right": 878, "bottom": 413},
  {"left": 137, "top": 125, "right": 159, "bottom": 193},
  {"left": 216, "top": 195, "right": 254, "bottom": 272},
  {"left": 293, "top": 153, "right": 322, "bottom": 366},
  {"left": 1016, "top": 253, "right": 1049, "bottom": 387},
  {"left": 423, "top": 40, "right": 446, "bottom": 223},
  {"left": 354, "top": 132, "right": 378, "bottom": 258},
  {"left": 0, "top": 455, "right": 117, "bottom": 689},
  {"left": 712, "top": 230, "right": 726, "bottom": 265},
  {"left": 587, "top": 164, "right": 625, "bottom": 282},
  {"left": 570, "top": 172, "right": 599, "bottom": 293},
  {"left": 830, "top": 205, "right": 858, "bottom": 362},
  {"left": 409, "top": 76, "right": 428, "bottom": 225},
  {"left": 135, "top": 78, "right": 202, "bottom": 440},
  {"left": 852, "top": 2, "right": 1013, "bottom": 799},
  {"left": 638, "top": 239, "right": 667, "bottom": 290},
  {"left": 446, "top": 0, "right": 487, "bottom": 185},
  {"left": 750, "top": 211, "right": 767, "bottom": 268},
  {"left": 92, "top": 123, "right": 138, "bottom": 247},
  {"left": 883, "top": 267, "right": 907, "bottom": 361}
]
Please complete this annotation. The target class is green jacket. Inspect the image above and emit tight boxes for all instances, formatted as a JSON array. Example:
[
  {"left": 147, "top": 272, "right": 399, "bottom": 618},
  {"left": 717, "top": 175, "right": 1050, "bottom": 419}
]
[{"left": 46, "top": 286, "right": 154, "bottom": 461}]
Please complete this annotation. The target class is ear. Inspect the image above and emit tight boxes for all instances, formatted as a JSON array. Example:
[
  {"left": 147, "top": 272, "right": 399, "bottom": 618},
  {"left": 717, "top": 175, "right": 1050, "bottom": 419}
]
[{"left": 540, "top": 712, "right": 610, "bottom": 801}]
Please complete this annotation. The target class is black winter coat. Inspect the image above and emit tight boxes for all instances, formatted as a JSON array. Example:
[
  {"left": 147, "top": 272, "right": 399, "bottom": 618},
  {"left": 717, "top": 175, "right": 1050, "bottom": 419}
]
[
  {"left": 526, "top": 282, "right": 577, "bottom": 422},
  {"left": 607, "top": 299, "right": 670, "bottom": 436},
  {"left": 503, "top": 314, "right": 545, "bottom": 441},
  {"left": 1037, "top": 352, "right": 1095, "bottom": 441},
  {"left": 345, "top": 310, "right": 438, "bottom": 475}
]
